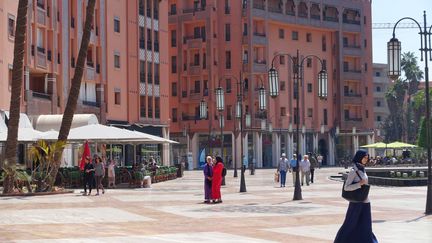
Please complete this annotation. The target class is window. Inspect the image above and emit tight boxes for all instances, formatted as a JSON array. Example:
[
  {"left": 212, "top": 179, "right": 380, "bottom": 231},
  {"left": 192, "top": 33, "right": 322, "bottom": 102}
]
[
  {"left": 306, "top": 58, "right": 312, "bottom": 68},
  {"left": 322, "top": 35, "right": 327, "bottom": 51},
  {"left": 203, "top": 52, "right": 206, "bottom": 69},
  {"left": 226, "top": 79, "right": 231, "bottom": 93},
  {"left": 37, "top": 0, "right": 45, "bottom": 9},
  {"left": 243, "top": 23, "right": 248, "bottom": 36},
  {"left": 201, "top": 26, "right": 206, "bottom": 41},
  {"left": 194, "top": 80, "right": 200, "bottom": 93},
  {"left": 377, "top": 115, "right": 381, "bottom": 122},
  {"left": 364, "top": 63, "right": 368, "bottom": 72},
  {"left": 279, "top": 29, "right": 284, "bottom": 39},
  {"left": 140, "top": 61, "right": 145, "bottom": 83},
  {"left": 225, "top": 23, "right": 231, "bottom": 41},
  {"left": 194, "top": 27, "right": 201, "bottom": 38},
  {"left": 171, "top": 56, "right": 177, "bottom": 73},
  {"left": 172, "top": 108, "right": 178, "bottom": 122},
  {"left": 225, "top": 51, "right": 231, "bottom": 69},
  {"left": 154, "top": 31, "right": 159, "bottom": 52},
  {"left": 114, "top": 53, "right": 120, "bottom": 68},
  {"left": 307, "top": 108, "right": 313, "bottom": 118},
  {"left": 280, "top": 81, "right": 285, "bottom": 91},
  {"left": 307, "top": 83, "right": 312, "bottom": 92},
  {"left": 114, "top": 91, "right": 121, "bottom": 105},
  {"left": 375, "top": 71, "right": 381, "bottom": 77},
  {"left": 280, "top": 56, "right": 285, "bottom": 65},
  {"left": 306, "top": 33, "right": 312, "bottom": 42},
  {"left": 114, "top": 17, "right": 120, "bottom": 33},
  {"left": 139, "top": 27, "right": 145, "bottom": 48},
  {"left": 243, "top": 50, "right": 248, "bottom": 64},
  {"left": 147, "top": 62, "right": 153, "bottom": 84},
  {"left": 364, "top": 39, "right": 367, "bottom": 48},
  {"left": 171, "top": 30, "right": 176, "bottom": 47},
  {"left": 155, "top": 97, "right": 160, "bottom": 119},
  {"left": 323, "top": 109, "right": 328, "bottom": 125},
  {"left": 148, "top": 97, "right": 153, "bottom": 118},
  {"left": 193, "top": 53, "right": 200, "bottom": 66},
  {"left": 376, "top": 101, "right": 381, "bottom": 107},
  {"left": 280, "top": 107, "right": 286, "bottom": 117},
  {"left": 292, "top": 31, "right": 298, "bottom": 40},
  {"left": 227, "top": 105, "right": 232, "bottom": 120},
  {"left": 322, "top": 59, "right": 327, "bottom": 70},
  {"left": 154, "top": 63, "right": 160, "bottom": 84},
  {"left": 140, "top": 96, "right": 146, "bottom": 117},
  {"left": 364, "top": 16, "right": 367, "bottom": 25},
  {"left": 294, "top": 108, "right": 298, "bottom": 124},
  {"left": 8, "top": 15, "right": 15, "bottom": 37},
  {"left": 376, "top": 86, "right": 381, "bottom": 92},
  {"left": 344, "top": 110, "right": 349, "bottom": 120},
  {"left": 172, "top": 82, "right": 177, "bottom": 96},
  {"left": 366, "top": 109, "right": 369, "bottom": 118},
  {"left": 170, "top": 4, "right": 177, "bottom": 15},
  {"left": 365, "top": 87, "right": 368, "bottom": 95}
]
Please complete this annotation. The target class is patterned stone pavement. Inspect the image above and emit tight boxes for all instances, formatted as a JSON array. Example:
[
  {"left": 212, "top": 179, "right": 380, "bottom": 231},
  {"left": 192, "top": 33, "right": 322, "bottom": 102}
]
[{"left": 0, "top": 168, "right": 431, "bottom": 243}]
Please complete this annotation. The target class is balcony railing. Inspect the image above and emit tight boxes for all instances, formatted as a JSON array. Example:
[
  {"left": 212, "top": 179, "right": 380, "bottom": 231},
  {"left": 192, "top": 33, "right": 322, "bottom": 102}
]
[
  {"left": 345, "top": 117, "right": 362, "bottom": 122},
  {"left": 344, "top": 69, "right": 361, "bottom": 73},
  {"left": 82, "top": 100, "right": 100, "bottom": 107},
  {"left": 268, "top": 6, "right": 282, "bottom": 13},
  {"left": 182, "top": 7, "right": 205, "bottom": 14},
  {"left": 32, "top": 91, "right": 51, "bottom": 100},
  {"left": 225, "top": 6, "right": 230, "bottom": 14},
  {"left": 343, "top": 43, "right": 361, "bottom": 49},
  {"left": 253, "top": 32, "right": 266, "bottom": 37},
  {"left": 343, "top": 18, "right": 361, "bottom": 25},
  {"left": 311, "top": 14, "right": 320, "bottom": 20},
  {"left": 344, "top": 92, "right": 362, "bottom": 97},
  {"left": 253, "top": 2, "right": 265, "bottom": 10},
  {"left": 37, "top": 8, "right": 46, "bottom": 25},
  {"left": 324, "top": 16, "right": 338, "bottom": 22}
]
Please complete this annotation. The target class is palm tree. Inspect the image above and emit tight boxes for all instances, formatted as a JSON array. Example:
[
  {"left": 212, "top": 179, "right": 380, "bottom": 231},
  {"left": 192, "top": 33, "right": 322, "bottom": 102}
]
[
  {"left": 401, "top": 52, "right": 424, "bottom": 143},
  {"left": 48, "top": 0, "right": 97, "bottom": 187},
  {"left": 2, "top": 0, "right": 29, "bottom": 194}
]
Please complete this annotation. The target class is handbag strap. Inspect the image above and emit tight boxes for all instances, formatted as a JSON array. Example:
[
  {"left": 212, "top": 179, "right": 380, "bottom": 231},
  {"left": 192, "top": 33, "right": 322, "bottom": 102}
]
[{"left": 354, "top": 170, "right": 363, "bottom": 181}]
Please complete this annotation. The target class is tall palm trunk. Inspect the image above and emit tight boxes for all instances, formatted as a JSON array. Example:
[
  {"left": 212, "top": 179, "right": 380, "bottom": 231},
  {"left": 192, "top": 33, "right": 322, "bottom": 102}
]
[
  {"left": 49, "top": 0, "right": 96, "bottom": 187},
  {"left": 2, "top": 0, "right": 29, "bottom": 194}
]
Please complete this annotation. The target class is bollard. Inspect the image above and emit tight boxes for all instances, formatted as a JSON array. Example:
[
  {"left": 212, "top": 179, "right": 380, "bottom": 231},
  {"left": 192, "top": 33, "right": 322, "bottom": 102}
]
[
  {"left": 419, "top": 171, "right": 425, "bottom": 177},
  {"left": 390, "top": 171, "right": 395, "bottom": 178},
  {"left": 402, "top": 172, "right": 408, "bottom": 178},
  {"left": 396, "top": 171, "right": 402, "bottom": 177},
  {"left": 412, "top": 171, "right": 417, "bottom": 178},
  {"left": 250, "top": 162, "right": 255, "bottom": 175}
]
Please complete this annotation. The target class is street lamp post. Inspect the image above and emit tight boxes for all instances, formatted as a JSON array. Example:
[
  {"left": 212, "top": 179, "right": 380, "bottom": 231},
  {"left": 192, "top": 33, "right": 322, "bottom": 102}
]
[
  {"left": 268, "top": 49, "right": 328, "bottom": 200},
  {"left": 387, "top": 11, "right": 432, "bottom": 214}
]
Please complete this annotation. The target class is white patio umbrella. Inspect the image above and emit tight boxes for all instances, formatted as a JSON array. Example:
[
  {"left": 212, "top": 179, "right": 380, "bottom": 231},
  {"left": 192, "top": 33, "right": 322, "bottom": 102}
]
[{"left": 0, "top": 128, "right": 43, "bottom": 142}]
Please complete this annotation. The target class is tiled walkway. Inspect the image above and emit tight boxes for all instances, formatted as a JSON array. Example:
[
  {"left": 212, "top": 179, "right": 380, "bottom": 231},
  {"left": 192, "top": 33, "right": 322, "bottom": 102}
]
[{"left": 1, "top": 168, "right": 431, "bottom": 242}]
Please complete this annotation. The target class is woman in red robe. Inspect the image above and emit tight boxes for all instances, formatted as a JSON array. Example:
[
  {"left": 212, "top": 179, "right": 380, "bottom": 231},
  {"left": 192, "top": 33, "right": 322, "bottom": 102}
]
[{"left": 211, "top": 156, "right": 224, "bottom": 203}]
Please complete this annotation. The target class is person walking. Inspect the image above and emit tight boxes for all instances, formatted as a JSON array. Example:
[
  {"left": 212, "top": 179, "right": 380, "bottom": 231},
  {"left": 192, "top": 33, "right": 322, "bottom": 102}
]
[
  {"left": 300, "top": 154, "right": 311, "bottom": 186},
  {"left": 203, "top": 156, "right": 213, "bottom": 203},
  {"left": 334, "top": 149, "right": 378, "bottom": 243},
  {"left": 289, "top": 154, "right": 298, "bottom": 187},
  {"left": 83, "top": 156, "right": 95, "bottom": 196},
  {"left": 317, "top": 154, "right": 323, "bottom": 168},
  {"left": 211, "top": 156, "right": 224, "bottom": 203},
  {"left": 277, "top": 153, "right": 289, "bottom": 187},
  {"left": 309, "top": 152, "right": 319, "bottom": 183},
  {"left": 107, "top": 160, "right": 116, "bottom": 188},
  {"left": 94, "top": 154, "right": 105, "bottom": 195}
]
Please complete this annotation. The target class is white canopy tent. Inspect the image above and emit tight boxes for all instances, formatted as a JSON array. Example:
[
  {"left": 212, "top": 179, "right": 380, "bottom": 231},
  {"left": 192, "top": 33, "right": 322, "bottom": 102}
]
[
  {"left": 35, "top": 114, "right": 98, "bottom": 132},
  {"left": 0, "top": 112, "right": 43, "bottom": 142},
  {"left": 38, "top": 124, "right": 176, "bottom": 144}
]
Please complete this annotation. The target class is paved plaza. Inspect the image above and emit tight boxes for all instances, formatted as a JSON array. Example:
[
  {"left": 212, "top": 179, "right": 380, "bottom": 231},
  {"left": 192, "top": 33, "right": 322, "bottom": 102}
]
[{"left": 0, "top": 168, "right": 431, "bottom": 243}]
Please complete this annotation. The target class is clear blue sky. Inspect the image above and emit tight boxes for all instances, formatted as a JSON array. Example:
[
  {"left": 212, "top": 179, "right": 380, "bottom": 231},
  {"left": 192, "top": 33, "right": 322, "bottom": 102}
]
[{"left": 372, "top": 0, "right": 432, "bottom": 77}]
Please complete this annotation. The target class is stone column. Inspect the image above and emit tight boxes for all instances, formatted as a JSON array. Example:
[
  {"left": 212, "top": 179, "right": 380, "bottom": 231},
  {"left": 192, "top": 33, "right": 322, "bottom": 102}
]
[
  {"left": 47, "top": 74, "right": 57, "bottom": 114},
  {"left": 313, "top": 133, "right": 319, "bottom": 154},
  {"left": 254, "top": 131, "right": 263, "bottom": 168},
  {"left": 162, "top": 127, "right": 170, "bottom": 166},
  {"left": 287, "top": 133, "right": 294, "bottom": 159},
  {"left": 272, "top": 132, "right": 280, "bottom": 167},
  {"left": 328, "top": 133, "right": 335, "bottom": 166}
]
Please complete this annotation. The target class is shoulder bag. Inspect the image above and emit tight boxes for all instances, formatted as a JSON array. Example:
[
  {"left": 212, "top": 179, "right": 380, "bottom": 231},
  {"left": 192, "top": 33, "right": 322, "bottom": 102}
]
[{"left": 342, "top": 170, "right": 370, "bottom": 202}]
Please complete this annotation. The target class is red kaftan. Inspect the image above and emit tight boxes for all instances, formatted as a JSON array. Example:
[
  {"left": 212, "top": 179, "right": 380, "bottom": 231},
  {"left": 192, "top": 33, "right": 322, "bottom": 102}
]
[{"left": 211, "top": 162, "right": 224, "bottom": 200}]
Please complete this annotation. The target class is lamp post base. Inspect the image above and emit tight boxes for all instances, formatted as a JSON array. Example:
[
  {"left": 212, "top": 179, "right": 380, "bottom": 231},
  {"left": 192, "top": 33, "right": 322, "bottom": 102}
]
[{"left": 240, "top": 165, "right": 247, "bottom": 192}]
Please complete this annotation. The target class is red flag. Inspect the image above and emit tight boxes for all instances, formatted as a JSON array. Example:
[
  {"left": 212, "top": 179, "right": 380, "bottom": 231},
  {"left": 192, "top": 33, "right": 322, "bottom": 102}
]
[{"left": 79, "top": 141, "right": 91, "bottom": 171}]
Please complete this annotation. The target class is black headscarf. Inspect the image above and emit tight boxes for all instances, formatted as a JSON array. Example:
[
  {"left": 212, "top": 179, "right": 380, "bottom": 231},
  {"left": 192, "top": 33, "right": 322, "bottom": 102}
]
[
  {"left": 215, "top": 156, "right": 223, "bottom": 164},
  {"left": 352, "top": 149, "right": 368, "bottom": 172}
]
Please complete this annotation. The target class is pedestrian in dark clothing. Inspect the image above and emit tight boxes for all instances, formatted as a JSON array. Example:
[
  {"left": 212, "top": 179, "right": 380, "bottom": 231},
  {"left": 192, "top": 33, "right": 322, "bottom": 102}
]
[
  {"left": 83, "top": 156, "right": 95, "bottom": 196},
  {"left": 309, "top": 152, "right": 319, "bottom": 183},
  {"left": 203, "top": 156, "right": 213, "bottom": 203},
  {"left": 334, "top": 149, "right": 378, "bottom": 243},
  {"left": 94, "top": 154, "right": 105, "bottom": 195}
]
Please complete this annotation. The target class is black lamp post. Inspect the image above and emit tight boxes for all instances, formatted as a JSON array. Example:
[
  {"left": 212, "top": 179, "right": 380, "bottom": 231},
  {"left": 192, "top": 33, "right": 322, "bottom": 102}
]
[
  {"left": 387, "top": 11, "right": 432, "bottom": 214},
  {"left": 268, "top": 50, "right": 328, "bottom": 200}
]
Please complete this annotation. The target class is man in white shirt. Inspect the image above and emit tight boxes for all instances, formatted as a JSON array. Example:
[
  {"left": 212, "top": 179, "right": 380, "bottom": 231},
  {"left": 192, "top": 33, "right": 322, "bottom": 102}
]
[{"left": 300, "top": 154, "right": 311, "bottom": 186}]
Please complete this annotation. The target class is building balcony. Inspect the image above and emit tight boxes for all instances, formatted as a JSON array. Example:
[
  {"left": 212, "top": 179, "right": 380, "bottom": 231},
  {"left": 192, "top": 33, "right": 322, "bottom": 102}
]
[
  {"left": 343, "top": 18, "right": 360, "bottom": 25},
  {"left": 36, "top": 8, "right": 46, "bottom": 25},
  {"left": 86, "top": 67, "right": 95, "bottom": 80},
  {"left": 182, "top": 114, "right": 198, "bottom": 121},
  {"left": 184, "top": 37, "right": 204, "bottom": 49},
  {"left": 189, "top": 65, "right": 201, "bottom": 75},
  {"left": 253, "top": 60, "right": 267, "bottom": 73},
  {"left": 343, "top": 94, "right": 363, "bottom": 105},
  {"left": 343, "top": 118, "right": 364, "bottom": 128},
  {"left": 252, "top": 34, "right": 267, "bottom": 45},
  {"left": 253, "top": 2, "right": 265, "bottom": 10},
  {"left": 189, "top": 91, "right": 202, "bottom": 100},
  {"left": 311, "top": 14, "right": 320, "bottom": 20},
  {"left": 343, "top": 44, "right": 362, "bottom": 56},
  {"left": 268, "top": 6, "right": 282, "bottom": 14},
  {"left": 32, "top": 91, "right": 51, "bottom": 100},
  {"left": 82, "top": 100, "right": 100, "bottom": 107},
  {"left": 343, "top": 69, "right": 362, "bottom": 80},
  {"left": 36, "top": 51, "right": 47, "bottom": 68},
  {"left": 182, "top": 7, "right": 205, "bottom": 14}
]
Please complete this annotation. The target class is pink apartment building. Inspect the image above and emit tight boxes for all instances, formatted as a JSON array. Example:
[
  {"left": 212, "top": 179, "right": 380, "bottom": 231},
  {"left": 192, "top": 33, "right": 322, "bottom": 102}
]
[
  {"left": 169, "top": 0, "right": 375, "bottom": 168},
  {"left": 0, "top": 0, "right": 171, "bottom": 165}
]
